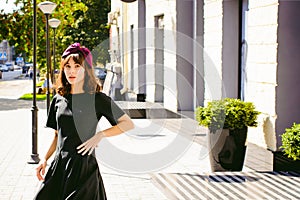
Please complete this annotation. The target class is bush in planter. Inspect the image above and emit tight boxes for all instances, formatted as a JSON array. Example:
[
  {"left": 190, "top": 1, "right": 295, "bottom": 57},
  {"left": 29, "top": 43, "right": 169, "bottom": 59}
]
[
  {"left": 280, "top": 123, "right": 300, "bottom": 161},
  {"left": 195, "top": 98, "right": 260, "bottom": 171},
  {"left": 196, "top": 98, "right": 260, "bottom": 133}
]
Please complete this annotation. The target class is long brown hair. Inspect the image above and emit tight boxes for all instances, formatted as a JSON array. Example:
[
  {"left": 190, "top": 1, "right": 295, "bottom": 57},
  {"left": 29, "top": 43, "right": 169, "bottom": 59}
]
[{"left": 56, "top": 52, "right": 101, "bottom": 96}]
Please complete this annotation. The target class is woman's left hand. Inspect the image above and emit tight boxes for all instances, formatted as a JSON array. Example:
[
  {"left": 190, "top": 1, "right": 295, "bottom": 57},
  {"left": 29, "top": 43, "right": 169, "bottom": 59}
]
[{"left": 77, "top": 132, "right": 104, "bottom": 155}]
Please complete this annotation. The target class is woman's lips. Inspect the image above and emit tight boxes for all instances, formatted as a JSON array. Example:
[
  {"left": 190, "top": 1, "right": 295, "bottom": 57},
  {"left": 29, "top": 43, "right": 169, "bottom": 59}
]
[{"left": 68, "top": 76, "right": 76, "bottom": 81}]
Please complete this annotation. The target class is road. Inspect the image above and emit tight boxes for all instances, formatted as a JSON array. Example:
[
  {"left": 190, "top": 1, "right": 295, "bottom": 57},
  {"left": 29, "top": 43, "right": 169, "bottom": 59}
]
[{"left": 0, "top": 70, "right": 46, "bottom": 110}]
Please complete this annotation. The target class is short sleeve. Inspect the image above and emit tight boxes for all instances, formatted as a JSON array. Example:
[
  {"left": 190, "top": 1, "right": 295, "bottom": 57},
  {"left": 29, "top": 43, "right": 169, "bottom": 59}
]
[
  {"left": 46, "top": 95, "right": 58, "bottom": 130},
  {"left": 96, "top": 93, "right": 125, "bottom": 125}
]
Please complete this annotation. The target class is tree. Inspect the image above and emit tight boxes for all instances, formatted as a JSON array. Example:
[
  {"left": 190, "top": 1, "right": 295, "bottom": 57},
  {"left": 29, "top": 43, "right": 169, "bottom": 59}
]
[
  {"left": 0, "top": 0, "right": 110, "bottom": 74},
  {"left": 0, "top": 1, "right": 33, "bottom": 62},
  {"left": 64, "top": 0, "right": 111, "bottom": 65}
]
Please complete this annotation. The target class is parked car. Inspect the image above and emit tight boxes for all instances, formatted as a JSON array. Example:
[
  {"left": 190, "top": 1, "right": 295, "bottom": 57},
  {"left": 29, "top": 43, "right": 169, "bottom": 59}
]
[
  {"left": 22, "top": 65, "right": 29, "bottom": 74},
  {"left": 5, "top": 63, "right": 14, "bottom": 71},
  {"left": 14, "top": 65, "right": 22, "bottom": 70},
  {"left": 0, "top": 64, "right": 9, "bottom": 72},
  {"left": 22, "top": 62, "right": 32, "bottom": 74}
]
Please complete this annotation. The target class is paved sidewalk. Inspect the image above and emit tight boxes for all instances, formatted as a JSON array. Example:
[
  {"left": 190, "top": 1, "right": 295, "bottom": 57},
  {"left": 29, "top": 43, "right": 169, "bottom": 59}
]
[
  {"left": 0, "top": 106, "right": 210, "bottom": 199},
  {"left": 0, "top": 100, "right": 279, "bottom": 200},
  {"left": 0, "top": 77, "right": 292, "bottom": 199},
  {"left": 151, "top": 171, "right": 300, "bottom": 199}
]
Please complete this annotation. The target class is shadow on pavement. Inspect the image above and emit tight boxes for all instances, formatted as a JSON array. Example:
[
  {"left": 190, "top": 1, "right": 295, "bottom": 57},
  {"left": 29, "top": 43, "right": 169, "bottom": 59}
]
[
  {"left": 165, "top": 172, "right": 260, "bottom": 183},
  {"left": 0, "top": 98, "right": 46, "bottom": 111},
  {"left": 151, "top": 171, "right": 300, "bottom": 199}
]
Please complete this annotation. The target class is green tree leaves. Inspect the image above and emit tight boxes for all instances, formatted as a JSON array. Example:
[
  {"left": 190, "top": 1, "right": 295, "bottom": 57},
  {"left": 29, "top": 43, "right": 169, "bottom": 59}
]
[{"left": 0, "top": 0, "right": 110, "bottom": 73}]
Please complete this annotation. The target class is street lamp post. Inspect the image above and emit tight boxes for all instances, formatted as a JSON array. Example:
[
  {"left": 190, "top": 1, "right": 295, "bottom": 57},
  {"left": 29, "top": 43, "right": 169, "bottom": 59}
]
[
  {"left": 49, "top": 18, "right": 61, "bottom": 88},
  {"left": 38, "top": 1, "right": 57, "bottom": 113},
  {"left": 28, "top": 0, "right": 40, "bottom": 164}
]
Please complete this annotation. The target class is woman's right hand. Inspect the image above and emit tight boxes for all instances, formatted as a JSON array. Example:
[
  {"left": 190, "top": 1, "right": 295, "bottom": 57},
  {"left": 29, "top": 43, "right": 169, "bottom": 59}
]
[{"left": 36, "top": 159, "right": 47, "bottom": 181}]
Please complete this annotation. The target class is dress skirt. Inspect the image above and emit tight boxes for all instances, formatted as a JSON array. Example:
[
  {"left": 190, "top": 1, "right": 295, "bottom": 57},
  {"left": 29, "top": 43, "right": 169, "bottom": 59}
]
[{"left": 34, "top": 151, "right": 107, "bottom": 200}]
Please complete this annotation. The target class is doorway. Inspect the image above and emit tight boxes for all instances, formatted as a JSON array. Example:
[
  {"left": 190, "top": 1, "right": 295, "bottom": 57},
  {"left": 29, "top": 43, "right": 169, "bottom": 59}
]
[
  {"left": 240, "top": 0, "right": 249, "bottom": 101},
  {"left": 154, "top": 15, "right": 164, "bottom": 102}
]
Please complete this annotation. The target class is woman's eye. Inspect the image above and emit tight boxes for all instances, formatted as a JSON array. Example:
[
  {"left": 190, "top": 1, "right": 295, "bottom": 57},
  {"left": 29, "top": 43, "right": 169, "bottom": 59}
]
[
  {"left": 75, "top": 64, "right": 81, "bottom": 68},
  {"left": 65, "top": 64, "right": 70, "bottom": 68}
]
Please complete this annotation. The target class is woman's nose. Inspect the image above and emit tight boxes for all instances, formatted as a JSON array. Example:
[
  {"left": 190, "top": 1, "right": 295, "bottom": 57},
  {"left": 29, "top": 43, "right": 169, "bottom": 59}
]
[{"left": 69, "top": 66, "right": 76, "bottom": 74}]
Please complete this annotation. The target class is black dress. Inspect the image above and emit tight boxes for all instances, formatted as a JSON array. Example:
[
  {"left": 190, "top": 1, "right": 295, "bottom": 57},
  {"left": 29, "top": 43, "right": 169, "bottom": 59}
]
[{"left": 34, "top": 92, "right": 125, "bottom": 200}]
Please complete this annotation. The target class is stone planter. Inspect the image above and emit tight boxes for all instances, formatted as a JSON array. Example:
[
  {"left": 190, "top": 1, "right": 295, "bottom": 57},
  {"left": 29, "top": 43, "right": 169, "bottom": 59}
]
[
  {"left": 208, "top": 127, "right": 247, "bottom": 172},
  {"left": 273, "top": 151, "right": 300, "bottom": 172}
]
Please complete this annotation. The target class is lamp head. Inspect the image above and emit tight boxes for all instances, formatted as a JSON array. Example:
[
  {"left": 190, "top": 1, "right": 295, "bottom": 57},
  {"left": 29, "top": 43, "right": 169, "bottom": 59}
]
[
  {"left": 49, "top": 18, "right": 61, "bottom": 28},
  {"left": 38, "top": 1, "right": 57, "bottom": 15}
]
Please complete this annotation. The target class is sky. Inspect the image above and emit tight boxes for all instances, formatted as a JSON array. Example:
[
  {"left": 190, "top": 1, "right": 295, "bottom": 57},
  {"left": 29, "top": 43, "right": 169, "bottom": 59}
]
[{"left": 0, "top": 0, "right": 20, "bottom": 13}]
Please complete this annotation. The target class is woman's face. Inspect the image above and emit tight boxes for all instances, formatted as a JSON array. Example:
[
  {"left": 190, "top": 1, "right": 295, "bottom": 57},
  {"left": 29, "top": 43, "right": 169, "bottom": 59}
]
[{"left": 63, "top": 57, "right": 85, "bottom": 85}]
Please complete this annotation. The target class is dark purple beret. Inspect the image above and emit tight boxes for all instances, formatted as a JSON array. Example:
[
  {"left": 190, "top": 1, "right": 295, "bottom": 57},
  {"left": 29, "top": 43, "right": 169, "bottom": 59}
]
[{"left": 62, "top": 43, "right": 93, "bottom": 67}]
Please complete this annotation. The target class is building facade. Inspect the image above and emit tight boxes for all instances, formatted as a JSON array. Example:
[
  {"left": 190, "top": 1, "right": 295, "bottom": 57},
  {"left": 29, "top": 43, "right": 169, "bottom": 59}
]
[
  {"left": 109, "top": 0, "right": 300, "bottom": 152},
  {"left": 0, "top": 40, "right": 13, "bottom": 64}
]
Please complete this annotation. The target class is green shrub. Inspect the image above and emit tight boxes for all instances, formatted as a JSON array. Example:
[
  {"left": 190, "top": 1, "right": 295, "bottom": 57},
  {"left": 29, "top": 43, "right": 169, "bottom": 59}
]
[
  {"left": 196, "top": 98, "right": 260, "bottom": 133},
  {"left": 280, "top": 123, "right": 300, "bottom": 161}
]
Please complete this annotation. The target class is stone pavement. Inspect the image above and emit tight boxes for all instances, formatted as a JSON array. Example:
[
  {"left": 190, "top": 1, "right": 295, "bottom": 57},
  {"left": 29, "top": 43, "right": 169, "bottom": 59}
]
[
  {"left": 0, "top": 97, "right": 296, "bottom": 200},
  {"left": 151, "top": 171, "right": 300, "bottom": 199},
  {"left": 0, "top": 103, "right": 208, "bottom": 199}
]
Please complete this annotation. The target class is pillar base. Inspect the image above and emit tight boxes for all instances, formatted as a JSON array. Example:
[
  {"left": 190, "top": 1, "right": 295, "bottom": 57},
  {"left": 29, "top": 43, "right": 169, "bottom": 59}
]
[{"left": 27, "top": 154, "right": 40, "bottom": 164}]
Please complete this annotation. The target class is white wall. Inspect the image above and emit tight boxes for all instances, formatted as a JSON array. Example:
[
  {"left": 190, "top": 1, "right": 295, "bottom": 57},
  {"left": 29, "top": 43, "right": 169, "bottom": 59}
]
[
  {"left": 145, "top": 1, "right": 177, "bottom": 111},
  {"left": 245, "top": 0, "right": 278, "bottom": 150},
  {"left": 202, "top": 0, "right": 279, "bottom": 149},
  {"left": 112, "top": 1, "right": 280, "bottom": 151},
  {"left": 203, "top": 0, "right": 223, "bottom": 102}
]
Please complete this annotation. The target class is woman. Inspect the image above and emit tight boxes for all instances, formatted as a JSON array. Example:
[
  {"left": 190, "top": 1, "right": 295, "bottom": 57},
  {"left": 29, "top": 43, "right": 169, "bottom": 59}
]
[{"left": 34, "top": 43, "right": 134, "bottom": 199}]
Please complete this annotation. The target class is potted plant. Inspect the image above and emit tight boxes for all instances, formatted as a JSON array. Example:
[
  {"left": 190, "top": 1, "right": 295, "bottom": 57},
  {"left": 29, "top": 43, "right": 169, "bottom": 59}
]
[
  {"left": 196, "top": 98, "right": 260, "bottom": 171},
  {"left": 273, "top": 123, "right": 300, "bottom": 172}
]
